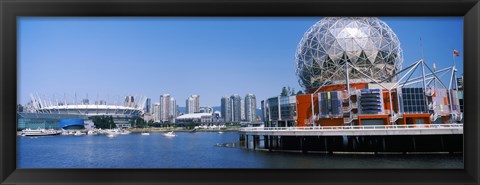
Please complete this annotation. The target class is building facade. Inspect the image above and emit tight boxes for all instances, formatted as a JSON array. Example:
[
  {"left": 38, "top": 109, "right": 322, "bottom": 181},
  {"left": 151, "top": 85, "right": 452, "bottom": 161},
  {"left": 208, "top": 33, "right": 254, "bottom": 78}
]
[
  {"left": 169, "top": 97, "right": 177, "bottom": 123},
  {"left": 159, "top": 94, "right": 171, "bottom": 123},
  {"left": 245, "top": 94, "right": 257, "bottom": 122},
  {"left": 186, "top": 95, "right": 200, "bottom": 114},
  {"left": 262, "top": 95, "right": 297, "bottom": 127},
  {"left": 124, "top": 95, "right": 135, "bottom": 107},
  {"left": 241, "top": 99, "right": 245, "bottom": 121},
  {"left": 153, "top": 103, "right": 160, "bottom": 123},
  {"left": 231, "top": 94, "right": 242, "bottom": 122},
  {"left": 199, "top": 107, "right": 213, "bottom": 113},
  {"left": 82, "top": 98, "right": 89, "bottom": 105},
  {"left": 17, "top": 113, "right": 87, "bottom": 131},
  {"left": 175, "top": 113, "right": 213, "bottom": 123},
  {"left": 144, "top": 98, "right": 151, "bottom": 113},
  {"left": 186, "top": 98, "right": 193, "bottom": 114},
  {"left": 221, "top": 96, "right": 232, "bottom": 122},
  {"left": 213, "top": 111, "right": 221, "bottom": 122}
]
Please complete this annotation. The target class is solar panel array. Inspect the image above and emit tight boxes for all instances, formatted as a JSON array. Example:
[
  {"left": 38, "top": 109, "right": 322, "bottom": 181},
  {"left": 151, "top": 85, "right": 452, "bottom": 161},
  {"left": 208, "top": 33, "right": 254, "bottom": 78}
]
[{"left": 359, "top": 89, "right": 384, "bottom": 114}]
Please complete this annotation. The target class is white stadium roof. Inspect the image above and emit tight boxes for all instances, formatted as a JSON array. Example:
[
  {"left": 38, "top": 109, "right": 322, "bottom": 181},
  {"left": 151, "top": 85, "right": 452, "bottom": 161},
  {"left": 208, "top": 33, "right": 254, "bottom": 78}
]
[
  {"left": 42, "top": 104, "right": 140, "bottom": 110},
  {"left": 176, "top": 113, "right": 212, "bottom": 119}
]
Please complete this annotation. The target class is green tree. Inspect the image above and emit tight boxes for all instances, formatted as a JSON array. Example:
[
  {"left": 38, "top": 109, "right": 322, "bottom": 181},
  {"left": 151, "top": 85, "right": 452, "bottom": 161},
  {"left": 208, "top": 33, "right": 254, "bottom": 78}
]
[
  {"left": 147, "top": 120, "right": 154, "bottom": 127},
  {"left": 296, "top": 90, "right": 304, "bottom": 95},
  {"left": 185, "top": 122, "right": 195, "bottom": 129},
  {"left": 135, "top": 118, "right": 148, "bottom": 128},
  {"left": 281, "top": 86, "right": 288, "bottom": 96},
  {"left": 92, "top": 115, "right": 116, "bottom": 129},
  {"left": 282, "top": 86, "right": 297, "bottom": 96},
  {"left": 290, "top": 87, "right": 296, "bottom": 96},
  {"left": 109, "top": 116, "right": 114, "bottom": 124}
]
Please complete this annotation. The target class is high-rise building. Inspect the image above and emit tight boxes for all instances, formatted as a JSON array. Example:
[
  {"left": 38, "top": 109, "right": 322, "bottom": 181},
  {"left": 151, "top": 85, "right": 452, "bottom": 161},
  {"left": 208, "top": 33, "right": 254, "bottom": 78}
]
[
  {"left": 169, "top": 97, "right": 177, "bottom": 123},
  {"left": 241, "top": 99, "right": 245, "bottom": 121},
  {"left": 221, "top": 96, "right": 232, "bottom": 122},
  {"left": 153, "top": 103, "right": 160, "bottom": 123},
  {"left": 186, "top": 99, "right": 193, "bottom": 114},
  {"left": 245, "top": 94, "right": 257, "bottom": 122},
  {"left": 82, "top": 99, "right": 89, "bottom": 105},
  {"left": 144, "top": 98, "right": 151, "bottom": 113},
  {"left": 186, "top": 95, "right": 200, "bottom": 114},
  {"left": 213, "top": 111, "right": 221, "bottom": 122},
  {"left": 231, "top": 94, "right": 242, "bottom": 122},
  {"left": 95, "top": 100, "right": 107, "bottom": 105},
  {"left": 124, "top": 96, "right": 134, "bottom": 107},
  {"left": 159, "top": 94, "right": 171, "bottom": 123},
  {"left": 199, "top": 107, "right": 213, "bottom": 113},
  {"left": 17, "top": 104, "right": 24, "bottom": 113}
]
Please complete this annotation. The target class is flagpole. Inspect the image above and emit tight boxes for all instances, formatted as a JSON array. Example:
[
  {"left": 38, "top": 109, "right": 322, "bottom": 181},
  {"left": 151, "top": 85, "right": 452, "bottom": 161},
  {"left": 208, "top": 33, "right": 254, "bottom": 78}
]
[
  {"left": 433, "top": 63, "right": 436, "bottom": 88},
  {"left": 452, "top": 49, "right": 458, "bottom": 90},
  {"left": 452, "top": 49, "right": 457, "bottom": 67},
  {"left": 453, "top": 58, "right": 458, "bottom": 91}
]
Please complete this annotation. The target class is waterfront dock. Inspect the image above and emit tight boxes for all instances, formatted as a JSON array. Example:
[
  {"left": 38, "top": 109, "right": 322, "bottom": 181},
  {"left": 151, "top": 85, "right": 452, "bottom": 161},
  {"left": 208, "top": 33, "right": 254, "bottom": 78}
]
[
  {"left": 240, "top": 124, "right": 463, "bottom": 136},
  {"left": 239, "top": 124, "right": 463, "bottom": 154}
]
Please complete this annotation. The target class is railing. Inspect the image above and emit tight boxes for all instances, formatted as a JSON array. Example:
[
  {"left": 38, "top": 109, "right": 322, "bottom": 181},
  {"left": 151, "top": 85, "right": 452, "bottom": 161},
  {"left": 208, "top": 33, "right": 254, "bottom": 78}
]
[{"left": 240, "top": 124, "right": 463, "bottom": 132}]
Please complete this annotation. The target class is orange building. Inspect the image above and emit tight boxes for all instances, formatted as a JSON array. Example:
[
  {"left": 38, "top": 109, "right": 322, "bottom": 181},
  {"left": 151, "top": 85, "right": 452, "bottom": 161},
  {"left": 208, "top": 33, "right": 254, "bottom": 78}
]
[{"left": 262, "top": 83, "right": 460, "bottom": 128}]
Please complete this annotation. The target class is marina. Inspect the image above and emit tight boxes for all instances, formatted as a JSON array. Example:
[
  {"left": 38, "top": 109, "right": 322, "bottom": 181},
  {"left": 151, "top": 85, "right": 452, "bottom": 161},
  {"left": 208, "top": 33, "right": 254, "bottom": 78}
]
[{"left": 20, "top": 128, "right": 61, "bottom": 136}]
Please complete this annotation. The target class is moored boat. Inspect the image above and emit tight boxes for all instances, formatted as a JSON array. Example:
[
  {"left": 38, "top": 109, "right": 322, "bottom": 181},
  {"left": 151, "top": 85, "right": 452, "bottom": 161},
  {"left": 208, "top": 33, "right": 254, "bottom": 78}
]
[
  {"left": 21, "top": 128, "right": 61, "bottom": 136},
  {"left": 74, "top": 131, "right": 86, "bottom": 136},
  {"left": 87, "top": 130, "right": 97, "bottom": 135},
  {"left": 163, "top": 131, "right": 177, "bottom": 137},
  {"left": 105, "top": 129, "right": 119, "bottom": 138},
  {"left": 140, "top": 128, "right": 150, "bottom": 135}
]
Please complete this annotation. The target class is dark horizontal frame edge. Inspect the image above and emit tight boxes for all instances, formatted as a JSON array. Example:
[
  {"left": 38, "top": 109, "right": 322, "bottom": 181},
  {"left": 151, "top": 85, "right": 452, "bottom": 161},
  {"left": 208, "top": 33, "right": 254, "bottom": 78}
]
[
  {"left": 1, "top": 0, "right": 478, "bottom": 16},
  {"left": 2, "top": 169, "right": 477, "bottom": 184}
]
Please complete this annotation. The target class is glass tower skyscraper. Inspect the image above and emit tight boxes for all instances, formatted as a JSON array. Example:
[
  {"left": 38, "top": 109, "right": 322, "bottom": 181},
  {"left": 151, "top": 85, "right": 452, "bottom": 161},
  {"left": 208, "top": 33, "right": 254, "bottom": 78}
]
[{"left": 245, "top": 94, "right": 257, "bottom": 122}]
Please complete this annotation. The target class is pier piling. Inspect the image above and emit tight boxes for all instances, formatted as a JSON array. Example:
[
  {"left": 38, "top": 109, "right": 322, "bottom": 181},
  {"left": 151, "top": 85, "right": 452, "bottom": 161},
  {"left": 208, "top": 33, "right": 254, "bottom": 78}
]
[
  {"left": 239, "top": 133, "right": 461, "bottom": 154},
  {"left": 253, "top": 135, "right": 257, "bottom": 150},
  {"left": 245, "top": 135, "right": 248, "bottom": 149}
]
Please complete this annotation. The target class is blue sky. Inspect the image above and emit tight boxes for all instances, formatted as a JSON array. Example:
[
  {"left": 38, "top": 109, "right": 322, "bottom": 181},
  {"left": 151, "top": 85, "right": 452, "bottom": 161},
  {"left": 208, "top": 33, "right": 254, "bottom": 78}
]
[{"left": 18, "top": 17, "right": 463, "bottom": 107}]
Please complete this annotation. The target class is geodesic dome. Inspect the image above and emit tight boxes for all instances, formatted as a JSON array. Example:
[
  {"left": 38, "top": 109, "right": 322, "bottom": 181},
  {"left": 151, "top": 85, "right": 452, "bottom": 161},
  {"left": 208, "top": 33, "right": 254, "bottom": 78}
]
[{"left": 295, "top": 17, "right": 403, "bottom": 91}]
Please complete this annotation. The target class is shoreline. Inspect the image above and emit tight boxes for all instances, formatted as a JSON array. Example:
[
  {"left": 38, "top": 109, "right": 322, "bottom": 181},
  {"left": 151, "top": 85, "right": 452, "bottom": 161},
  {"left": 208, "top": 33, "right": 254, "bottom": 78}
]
[
  {"left": 17, "top": 127, "right": 241, "bottom": 135},
  {"left": 128, "top": 127, "right": 240, "bottom": 133}
]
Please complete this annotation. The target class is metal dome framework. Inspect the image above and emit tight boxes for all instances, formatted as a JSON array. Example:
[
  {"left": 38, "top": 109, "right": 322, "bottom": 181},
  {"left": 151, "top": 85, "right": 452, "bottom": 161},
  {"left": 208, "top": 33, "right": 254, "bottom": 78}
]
[{"left": 295, "top": 17, "right": 403, "bottom": 91}]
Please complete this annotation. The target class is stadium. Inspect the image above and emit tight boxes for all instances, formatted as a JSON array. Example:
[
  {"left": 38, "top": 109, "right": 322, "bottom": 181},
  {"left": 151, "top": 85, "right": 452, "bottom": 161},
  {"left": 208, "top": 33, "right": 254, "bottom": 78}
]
[{"left": 18, "top": 95, "right": 146, "bottom": 130}]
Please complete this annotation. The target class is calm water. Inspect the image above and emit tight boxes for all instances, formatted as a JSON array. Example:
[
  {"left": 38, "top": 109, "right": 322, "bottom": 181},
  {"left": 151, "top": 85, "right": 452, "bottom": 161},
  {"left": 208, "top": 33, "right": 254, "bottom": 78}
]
[{"left": 17, "top": 132, "right": 463, "bottom": 168}]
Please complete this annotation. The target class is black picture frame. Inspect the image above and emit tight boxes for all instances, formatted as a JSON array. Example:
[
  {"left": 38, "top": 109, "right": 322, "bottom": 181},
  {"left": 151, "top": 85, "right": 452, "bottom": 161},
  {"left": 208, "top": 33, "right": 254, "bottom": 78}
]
[{"left": 1, "top": 0, "right": 479, "bottom": 184}]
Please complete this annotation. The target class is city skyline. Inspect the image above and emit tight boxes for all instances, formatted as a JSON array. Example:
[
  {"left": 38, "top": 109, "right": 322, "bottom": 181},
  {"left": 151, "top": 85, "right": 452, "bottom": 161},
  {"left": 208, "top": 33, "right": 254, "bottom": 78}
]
[{"left": 18, "top": 17, "right": 463, "bottom": 107}]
